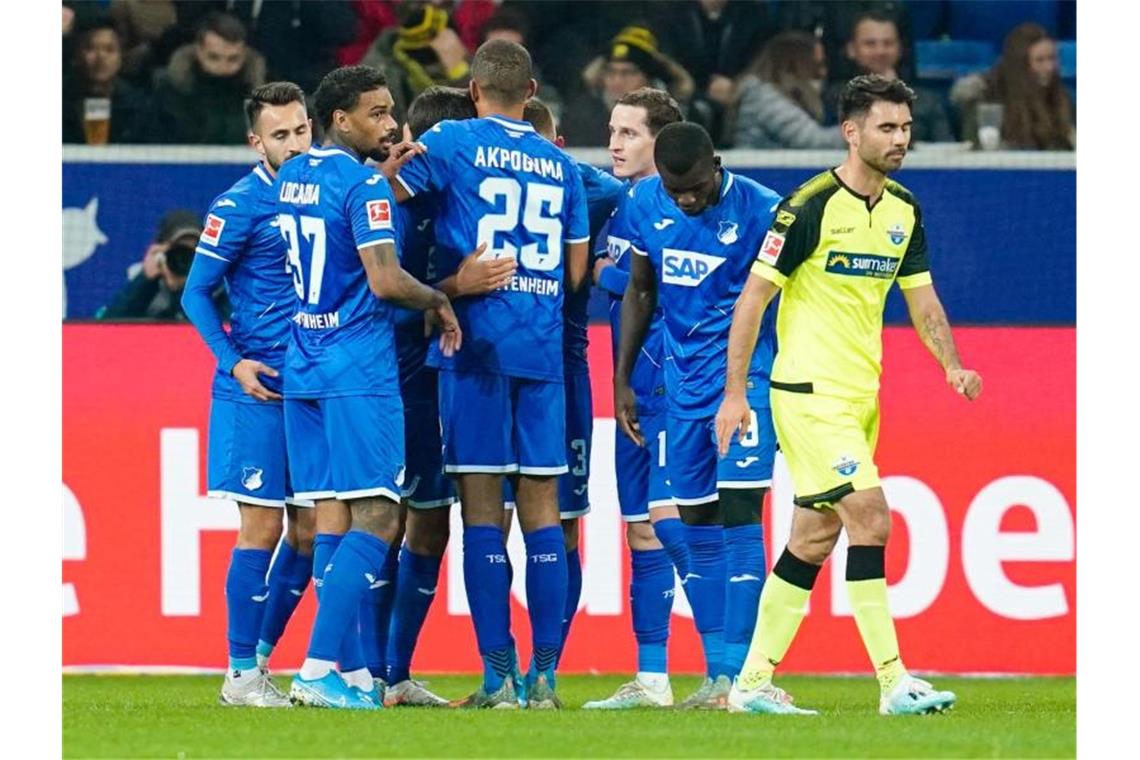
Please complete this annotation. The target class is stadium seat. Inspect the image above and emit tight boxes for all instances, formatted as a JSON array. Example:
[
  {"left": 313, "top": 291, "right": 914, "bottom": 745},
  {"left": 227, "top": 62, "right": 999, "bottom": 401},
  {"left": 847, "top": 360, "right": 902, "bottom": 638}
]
[
  {"left": 915, "top": 39, "right": 996, "bottom": 80},
  {"left": 1057, "top": 40, "right": 1075, "bottom": 81}
]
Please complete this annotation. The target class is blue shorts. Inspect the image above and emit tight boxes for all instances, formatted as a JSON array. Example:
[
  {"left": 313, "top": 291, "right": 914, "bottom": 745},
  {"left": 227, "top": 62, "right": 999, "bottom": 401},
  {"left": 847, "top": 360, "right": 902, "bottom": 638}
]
[
  {"left": 438, "top": 370, "right": 566, "bottom": 475},
  {"left": 615, "top": 407, "right": 670, "bottom": 522},
  {"left": 401, "top": 371, "right": 455, "bottom": 509},
  {"left": 558, "top": 372, "right": 593, "bottom": 518},
  {"left": 207, "top": 398, "right": 308, "bottom": 507},
  {"left": 666, "top": 391, "right": 775, "bottom": 506},
  {"left": 284, "top": 394, "right": 405, "bottom": 502}
]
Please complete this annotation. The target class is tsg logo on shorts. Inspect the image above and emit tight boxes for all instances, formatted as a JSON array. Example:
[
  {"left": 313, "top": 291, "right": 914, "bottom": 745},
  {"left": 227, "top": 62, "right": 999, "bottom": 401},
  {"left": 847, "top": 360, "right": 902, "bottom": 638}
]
[{"left": 662, "top": 248, "right": 726, "bottom": 287}]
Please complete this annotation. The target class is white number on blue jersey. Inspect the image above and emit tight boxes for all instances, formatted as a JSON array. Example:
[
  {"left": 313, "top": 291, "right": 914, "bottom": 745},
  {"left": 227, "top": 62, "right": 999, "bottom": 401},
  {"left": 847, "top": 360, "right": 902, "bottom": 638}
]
[
  {"left": 279, "top": 214, "right": 328, "bottom": 304},
  {"left": 741, "top": 409, "right": 759, "bottom": 447},
  {"left": 570, "top": 438, "right": 588, "bottom": 476},
  {"left": 476, "top": 178, "right": 564, "bottom": 270}
]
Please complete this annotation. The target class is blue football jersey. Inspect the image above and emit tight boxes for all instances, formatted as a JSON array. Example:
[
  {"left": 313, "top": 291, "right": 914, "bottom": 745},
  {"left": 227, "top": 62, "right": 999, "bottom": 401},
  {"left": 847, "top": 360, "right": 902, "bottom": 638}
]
[
  {"left": 275, "top": 145, "right": 401, "bottom": 399},
  {"left": 396, "top": 116, "right": 590, "bottom": 381},
  {"left": 191, "top": 163, "right": 295, "bottom": 401},
  {"left": 602, "top": 182, "right": 668, "bottom": 415},
  {"left": 627, "top": 170, "right": 781, "bottom": 419},
  {"left": 392, "top": 194, "right": 439, "bottom": 390},
  {"left": 564, "top": 160, "right": 624, "bottom": 376}
]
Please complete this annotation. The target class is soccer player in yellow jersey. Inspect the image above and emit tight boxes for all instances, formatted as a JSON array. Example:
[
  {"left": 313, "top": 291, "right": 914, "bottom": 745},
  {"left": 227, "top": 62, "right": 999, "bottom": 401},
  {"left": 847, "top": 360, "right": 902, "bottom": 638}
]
[{"left": 714, "top": 74, "right": 982, "bottom": 716}]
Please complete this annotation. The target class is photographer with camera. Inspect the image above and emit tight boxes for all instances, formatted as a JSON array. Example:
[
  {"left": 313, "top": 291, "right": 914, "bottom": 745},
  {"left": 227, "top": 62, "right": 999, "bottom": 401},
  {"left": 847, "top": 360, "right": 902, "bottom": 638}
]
[{"left": 97, "top": 209, "right": 228, "bottom": 320}]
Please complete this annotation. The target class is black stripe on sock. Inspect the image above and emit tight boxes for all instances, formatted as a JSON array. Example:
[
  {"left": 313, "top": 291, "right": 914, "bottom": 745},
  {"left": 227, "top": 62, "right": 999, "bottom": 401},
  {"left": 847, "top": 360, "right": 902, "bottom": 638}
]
[
  {"left": 846, "top": 545, "right": 885, "bottom": 581},
  {"left": 773, "top": 549, "right": 822, "bottom": 591}
]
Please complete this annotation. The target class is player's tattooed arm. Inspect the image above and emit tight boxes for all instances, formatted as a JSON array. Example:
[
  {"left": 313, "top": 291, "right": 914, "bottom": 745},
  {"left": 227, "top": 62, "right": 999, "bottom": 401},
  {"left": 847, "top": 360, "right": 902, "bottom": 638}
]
[
  {"left": 614, "top": 252, "right": 657, "bottom": 446},
  {"left": 715, "top": 273, "right": 780, "bottom": 456},
  {"left": 361, "top": 240, "right": 463, "bottom": 355},
  {"left": 902, "top": 283, "right": 982, "bottom": 400}
]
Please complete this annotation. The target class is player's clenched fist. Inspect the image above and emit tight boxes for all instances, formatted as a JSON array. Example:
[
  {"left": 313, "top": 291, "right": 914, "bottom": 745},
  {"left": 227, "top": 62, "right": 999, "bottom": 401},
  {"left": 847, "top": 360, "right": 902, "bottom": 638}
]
[
  {"left": 231, "top": 359, "right": 283, "bottom": 402},
  {"left": 946, "top": 368, "right": 983, "bottom": 400},
  {"left": 715, "top": 391, "right": 751, "bottom": 457}
]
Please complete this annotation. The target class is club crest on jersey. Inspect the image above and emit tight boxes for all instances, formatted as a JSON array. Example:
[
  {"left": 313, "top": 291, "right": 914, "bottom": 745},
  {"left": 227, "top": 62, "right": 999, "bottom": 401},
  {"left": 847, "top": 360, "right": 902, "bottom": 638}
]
[
  {"left": 717, "top": 221, "right": 739, "bottom": 245},
  {"left": 662, "top": 248, "right": 726, "bottom": 287},
  {"left": 367, "top": 199, "right": 392, "bottom": 230},
  {"left": 202, "top": 214, "right": 225, "bottom": 246},
  {"left": 832, "top": 456, "right": 859, "bottom": 477},
  {"left": 241, "top": 467, "right": 264, "bottom": 491},
  {"left": 757, "top": 230, "right": 785, "bottom": 265},
  {"left": 887, "top": 223, "right": 907, "bottom": 246}
]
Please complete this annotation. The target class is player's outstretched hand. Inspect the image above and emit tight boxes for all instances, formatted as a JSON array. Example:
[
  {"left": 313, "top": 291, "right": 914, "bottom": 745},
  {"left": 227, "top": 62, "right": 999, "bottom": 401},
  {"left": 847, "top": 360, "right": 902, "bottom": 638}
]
[
  {"left": 715, "top": 391, "right": 751, "bottom": 457},
  {"left": 232, "top": 359, "right": 283, "bottom": 402},
  {"left": 379, "top": 139, "right": 426, "bottom": 179},
  {"left": 615, "top": 381, "right": 645, "bottom": 447},
  {"left": 456, "top": 243, "right": 515, "bottom": 295},
  {"left": 433, "top": 298, "right": 463, "bottom": 357},
  {"left": 946, "top": 368, "right": 983, "bottom": 400}
]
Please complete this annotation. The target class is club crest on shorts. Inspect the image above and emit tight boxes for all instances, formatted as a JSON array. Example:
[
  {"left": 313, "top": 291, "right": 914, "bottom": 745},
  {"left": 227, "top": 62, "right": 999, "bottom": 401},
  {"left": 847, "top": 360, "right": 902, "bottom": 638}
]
[
  {"left": 832, "top": 456, "right": 859, "bottom": 477},
  {"left": 241, "top": 467, "right": 264, "bottom": 491},
  {"left": 887, "top": 223, "right": 907, "bottom": 246},
  {"left": 717, "top": 220, "right": 739, "bottom": 245}
]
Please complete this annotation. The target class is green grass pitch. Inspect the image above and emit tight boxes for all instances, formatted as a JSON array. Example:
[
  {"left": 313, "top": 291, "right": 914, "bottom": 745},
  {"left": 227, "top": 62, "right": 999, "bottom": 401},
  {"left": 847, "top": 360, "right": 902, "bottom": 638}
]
[{"left": 64, "top": 674, "right": 1074, "bottom": 758}]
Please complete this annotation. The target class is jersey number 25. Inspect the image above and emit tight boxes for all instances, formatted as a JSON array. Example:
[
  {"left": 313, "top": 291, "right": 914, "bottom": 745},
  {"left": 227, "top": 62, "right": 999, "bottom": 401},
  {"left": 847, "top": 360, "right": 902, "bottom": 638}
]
[{"left": 476, "top": 178, "right": 563, "bottom": 271}]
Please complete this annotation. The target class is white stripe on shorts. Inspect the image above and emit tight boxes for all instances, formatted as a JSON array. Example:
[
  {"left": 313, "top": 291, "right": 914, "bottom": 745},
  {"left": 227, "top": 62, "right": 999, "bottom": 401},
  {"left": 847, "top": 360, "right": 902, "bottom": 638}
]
[
  {"left": 335, "top": 487, "right": 402, "bottom": 502},
  {"left": 208, "top": 490, "right": 285, "bottom": 508},
  {"left": 716, "top": 479, "right": 773, "bottom": 489}
]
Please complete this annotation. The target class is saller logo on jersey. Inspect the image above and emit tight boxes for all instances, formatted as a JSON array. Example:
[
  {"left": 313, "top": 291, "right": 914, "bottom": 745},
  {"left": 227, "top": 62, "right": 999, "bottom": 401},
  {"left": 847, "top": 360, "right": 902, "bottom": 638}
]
[
  {"left": 662, "top": 248, "right": 726, "bottom": 286},
  {"left": 202, "top": 214, "right": 225, "bottom": 246},
  {"left": 757, "top": 230, "right": 785, "bottom": 265},
  {"left": 367, "top": 199, "right": 392, "bottom": 230}
]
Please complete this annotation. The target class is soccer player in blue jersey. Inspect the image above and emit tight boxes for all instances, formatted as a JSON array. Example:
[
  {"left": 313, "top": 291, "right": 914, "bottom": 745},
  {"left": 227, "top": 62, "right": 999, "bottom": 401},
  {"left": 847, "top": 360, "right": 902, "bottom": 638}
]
[
  {"left": 182, "top": 81, "right": 316, "bottom": 708},
  {"left": 614, "top": 122, "right": 782, "bottom": 710},
  {"left": 582, "top": 88, "right": 695, "bottom": 710},
  {"left": 515, "top": 96, "right": 624, "bottom": 664},
  {"left": 278, "top": 65, "right": 462, "bottom": 710},
  {"left": 393, "top": 40, "right": 590, "bottom": 709}
]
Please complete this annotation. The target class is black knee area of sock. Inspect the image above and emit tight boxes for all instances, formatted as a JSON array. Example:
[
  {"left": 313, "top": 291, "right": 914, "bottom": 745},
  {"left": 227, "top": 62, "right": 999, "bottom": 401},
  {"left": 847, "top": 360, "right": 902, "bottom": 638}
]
[
  {"left": 678, "top": 502, "right": 722, "bottom": 526},
  {"left": 720, "top": 488, "right": 765, "bottom": 527},
  {"left": 773, "top": 548, "right": 821, "bottom": 591},
  {"left": 846, "top": 545, "right": 886, "bottom": 581}
]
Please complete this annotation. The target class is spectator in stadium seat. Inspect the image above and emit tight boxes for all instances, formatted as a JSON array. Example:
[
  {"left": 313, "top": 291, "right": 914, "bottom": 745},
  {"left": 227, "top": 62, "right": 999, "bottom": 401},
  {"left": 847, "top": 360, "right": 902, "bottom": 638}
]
[
  {"left": 106, "top": 0, "right": 180, "bottom": 87},
  {"left": 63, "top": 16, "right": 160, "bottom": 144},
  {"left": 950, "top": 23, "right": 1074, "bottom": 151},
  {"left": 822, "top": 10, "right": 953, "bottom": 144},
  {"left": 153, "top": 12, "right": 266, "bottom": 145},
  {"left": 560, "top": 24, "right": 693, "bottom": 147},
  {"left": 97, "top": 210, "right": 228, "bottom": 321},
  {"left": 732, "top": 32, "right": 846, "bottom": 150}
]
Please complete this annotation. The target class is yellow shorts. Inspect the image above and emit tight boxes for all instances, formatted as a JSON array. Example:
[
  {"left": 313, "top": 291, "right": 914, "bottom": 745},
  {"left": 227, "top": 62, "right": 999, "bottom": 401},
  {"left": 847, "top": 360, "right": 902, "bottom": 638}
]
[{"left": 771, "top": 387, "right": 881, "bottom": 508}]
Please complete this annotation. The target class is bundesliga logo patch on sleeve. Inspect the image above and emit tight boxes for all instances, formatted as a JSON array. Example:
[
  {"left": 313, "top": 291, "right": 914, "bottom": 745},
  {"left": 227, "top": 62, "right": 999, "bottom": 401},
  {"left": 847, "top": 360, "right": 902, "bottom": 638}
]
[
  {"left": 367, "top": 199, "right": 392, "bottom": 231},
  {"left": 202, "top": 214, "right": 225, "bottom": 246},
  {"left": 758, "top": 230, "right": 785, "bottom": 265}
]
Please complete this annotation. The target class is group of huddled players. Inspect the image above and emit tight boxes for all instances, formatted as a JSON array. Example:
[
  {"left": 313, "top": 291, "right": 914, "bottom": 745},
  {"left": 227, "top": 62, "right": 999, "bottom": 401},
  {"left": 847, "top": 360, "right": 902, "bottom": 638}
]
[{"left": 183, "top": 37, "right": 981, "bottom": 715}]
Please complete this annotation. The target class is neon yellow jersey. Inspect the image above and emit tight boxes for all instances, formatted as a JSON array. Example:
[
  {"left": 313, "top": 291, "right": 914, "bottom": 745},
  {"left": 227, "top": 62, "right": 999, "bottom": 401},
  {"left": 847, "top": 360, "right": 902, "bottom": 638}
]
[{"left": 751, "top": 170, "right": 932, "bottom": 399}]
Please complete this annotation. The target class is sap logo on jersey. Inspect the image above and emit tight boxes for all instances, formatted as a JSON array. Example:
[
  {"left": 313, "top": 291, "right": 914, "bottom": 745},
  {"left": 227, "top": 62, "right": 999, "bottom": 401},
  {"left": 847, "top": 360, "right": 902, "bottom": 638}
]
[
  {"left": 662, "top": 248, "right": 725, "bottom": 286},
  {"left": 367, "top": 199, "right": 392, "bottom": 230}
]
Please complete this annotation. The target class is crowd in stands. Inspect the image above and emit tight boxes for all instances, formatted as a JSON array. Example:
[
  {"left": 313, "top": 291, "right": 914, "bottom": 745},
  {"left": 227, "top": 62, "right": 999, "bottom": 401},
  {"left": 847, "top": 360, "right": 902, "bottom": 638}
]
[{"left": 63, "top": 0, "right": 1075, "bottom": 150}]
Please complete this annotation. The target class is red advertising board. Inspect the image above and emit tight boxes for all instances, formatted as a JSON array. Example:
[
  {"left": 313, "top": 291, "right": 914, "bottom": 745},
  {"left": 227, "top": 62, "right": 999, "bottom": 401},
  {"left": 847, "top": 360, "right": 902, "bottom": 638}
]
[{"left": 63, "top": 324, "right": 1074, "bottom": 674}]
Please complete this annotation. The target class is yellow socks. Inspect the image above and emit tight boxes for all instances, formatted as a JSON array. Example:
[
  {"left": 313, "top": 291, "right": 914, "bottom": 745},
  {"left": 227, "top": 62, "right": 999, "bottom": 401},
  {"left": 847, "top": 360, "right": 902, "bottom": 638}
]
[
  {"left": 847, "top": 546, "right": 907, "bottom": 693},
  {"left": 738, "top": 550, "right": 821, "bottom": 690}
]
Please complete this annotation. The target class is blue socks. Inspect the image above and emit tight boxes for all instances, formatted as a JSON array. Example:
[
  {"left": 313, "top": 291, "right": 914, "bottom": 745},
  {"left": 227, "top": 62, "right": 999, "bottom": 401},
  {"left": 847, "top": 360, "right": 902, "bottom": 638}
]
[
  {"left": 310, "top": 532, "right": 365, "bottom": 671},
  {"left": 360, "top": 543, "right": 398, "bottom": 680},
  {"left": 256, "top": 540, "right": 312, "bottom": 662},
  {"left": 559, "top": 548, "right": 583, "bottom": 661},
  {"left": 524, "top": 525, "right": 567, "bottom": 680},
  {"left": 463, "top": 525, "right": 513, "bottom": 691},
  {"left": 630, "top": 547, "right": 673, "bottom": 675},
  {"left": 225, "top": 547, "right": 272, "bottom": 671},
  {"left": 723, "top": 523, "right": 767, "bottom": 679},
  {"left": 306, "top": 531, "right": 392, "bottom": 663},
  {"left": 652, "top": 517, "right": 691, "bottom": 580},
  {"left": 387, "top": 546, "right": 442, "bottom": 685},
  {"left": 684, "top": 524, "right": 727, "bottom": 679}
]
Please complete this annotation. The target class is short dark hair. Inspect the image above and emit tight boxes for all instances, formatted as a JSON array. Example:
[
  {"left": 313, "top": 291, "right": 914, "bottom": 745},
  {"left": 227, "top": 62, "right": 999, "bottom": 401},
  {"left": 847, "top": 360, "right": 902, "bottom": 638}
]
[
  {"left": 522, "top": 97, "right": 556, "bottom": 138},
  {"left": 313, "top": 65, "right": 389, "bottom": 131},
  {"left": 407, "top": 86, "right": 476, "bottom": 140},
  {"left": 196, "top": 12, "right": 246, "bottom": 45},
  {"left": 615, "top": 87, "right": 683, "bottom": 136},
  {"left": 470, "top": 39, "right": 533, "bottom": 105},
  {"left": 849, "top": 10, "right": 900, "bottom": 41},
  {"left": 245, "top": 81, "right": 306, "bottom": 131},
  {"left": 654, "top": 122, "right": 714, "bottom": 176},
  {"left": 838, "top": 74, "right": 915, "bottom": 121}
]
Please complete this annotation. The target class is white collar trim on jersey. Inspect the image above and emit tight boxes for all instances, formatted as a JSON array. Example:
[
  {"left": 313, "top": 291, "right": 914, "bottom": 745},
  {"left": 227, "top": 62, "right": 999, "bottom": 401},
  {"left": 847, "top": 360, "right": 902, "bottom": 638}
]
[
  {"left": 309, "top": 145, "right": 356, "bottom": 160},
  {"left": 252, "top": 164, "right": 273, "bottom": 185},
  {"left": 722, "top": 171, "right": 735, "bottom": 196},
  {"left": 486, "top": 115, "right": 534, "bottom": 133}
]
